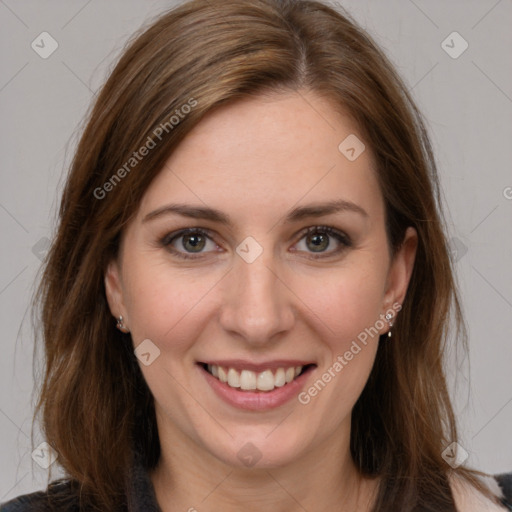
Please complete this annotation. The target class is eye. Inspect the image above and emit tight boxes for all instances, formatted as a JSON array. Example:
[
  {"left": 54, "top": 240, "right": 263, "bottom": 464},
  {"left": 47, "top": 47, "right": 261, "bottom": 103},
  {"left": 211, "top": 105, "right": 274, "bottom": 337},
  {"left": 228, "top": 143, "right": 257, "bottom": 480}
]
[
  {"left": 160, "top": 225, "right": 351, "bottom": 261},
  {"left": 293, "top": 226, "right": 352, "bottom": 257},
  {"left": 161, "top": 228, "right": 219, "bottom": 259}
]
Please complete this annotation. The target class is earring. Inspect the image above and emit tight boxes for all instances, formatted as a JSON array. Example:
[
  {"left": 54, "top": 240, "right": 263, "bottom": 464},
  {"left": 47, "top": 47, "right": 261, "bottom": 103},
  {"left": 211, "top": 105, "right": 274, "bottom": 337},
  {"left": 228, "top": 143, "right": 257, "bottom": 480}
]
[
  {"left": 116, "top": 315, "right": 130, "bottom": 333},
  {"left": 385, "top": 312, "right": 394, "bottom": 338}
]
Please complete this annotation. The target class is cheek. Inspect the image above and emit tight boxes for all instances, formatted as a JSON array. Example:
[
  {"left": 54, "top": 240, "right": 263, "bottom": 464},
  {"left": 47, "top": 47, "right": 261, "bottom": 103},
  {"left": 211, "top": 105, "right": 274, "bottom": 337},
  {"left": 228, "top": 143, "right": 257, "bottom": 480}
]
[
  {"left": 291, "top": 266, "right": 386, "bottom": 425},
  {"left": 293, "top": 261, "right": 388, "bottom": 346},
  {"left": 122, "top": 256, "right": 222, "bottom": 351}
]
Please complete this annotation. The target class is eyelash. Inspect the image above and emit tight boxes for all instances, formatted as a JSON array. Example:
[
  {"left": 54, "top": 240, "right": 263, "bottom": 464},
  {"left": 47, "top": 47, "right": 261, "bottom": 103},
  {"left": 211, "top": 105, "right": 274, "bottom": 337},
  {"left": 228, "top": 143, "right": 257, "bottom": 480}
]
[{"left": 159, "top": 226, "right": 352, "bottom": 261}]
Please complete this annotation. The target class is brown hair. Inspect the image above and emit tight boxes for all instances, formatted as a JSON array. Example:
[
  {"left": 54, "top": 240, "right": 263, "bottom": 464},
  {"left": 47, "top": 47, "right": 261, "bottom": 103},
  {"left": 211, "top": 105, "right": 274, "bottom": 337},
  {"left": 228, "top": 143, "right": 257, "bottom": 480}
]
[{"left": 31, "top": 0, "right": 496, "bottom": 510}]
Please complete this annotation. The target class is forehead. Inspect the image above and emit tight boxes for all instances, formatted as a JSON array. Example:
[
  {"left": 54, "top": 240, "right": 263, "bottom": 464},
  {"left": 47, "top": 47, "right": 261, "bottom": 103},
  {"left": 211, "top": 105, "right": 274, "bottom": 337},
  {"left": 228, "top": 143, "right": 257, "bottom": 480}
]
[{"left": 137, "top": 91, "right": 383, "bottom": 225}]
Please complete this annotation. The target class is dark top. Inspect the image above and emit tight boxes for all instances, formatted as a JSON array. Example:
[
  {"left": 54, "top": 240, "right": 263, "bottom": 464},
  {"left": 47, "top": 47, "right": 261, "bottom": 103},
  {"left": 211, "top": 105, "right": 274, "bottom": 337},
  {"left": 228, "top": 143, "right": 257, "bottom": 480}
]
[
  {"left": 1, "top": 456, "right": 512, "bottom": 511},
  {"left": 0, "top": 449, "right": 160, "bottom": 512}
]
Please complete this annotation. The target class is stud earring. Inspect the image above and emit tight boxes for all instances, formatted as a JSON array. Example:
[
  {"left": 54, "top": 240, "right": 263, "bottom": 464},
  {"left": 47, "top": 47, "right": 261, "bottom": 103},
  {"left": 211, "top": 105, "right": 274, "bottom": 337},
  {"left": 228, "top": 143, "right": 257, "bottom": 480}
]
[{"left": 116, "top": 315, "right": 130, "bottom": 333}]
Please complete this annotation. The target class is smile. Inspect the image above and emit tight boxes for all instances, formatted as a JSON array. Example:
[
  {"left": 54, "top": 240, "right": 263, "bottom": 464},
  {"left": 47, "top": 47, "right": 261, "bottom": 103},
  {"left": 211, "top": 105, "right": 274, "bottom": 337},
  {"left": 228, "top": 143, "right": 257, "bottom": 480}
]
[
  {"left": 203, "top": 363, "right": 313, "bottom": 392},
  {"left": 197, "top": 360, "right": 317, "bottom": 411}
]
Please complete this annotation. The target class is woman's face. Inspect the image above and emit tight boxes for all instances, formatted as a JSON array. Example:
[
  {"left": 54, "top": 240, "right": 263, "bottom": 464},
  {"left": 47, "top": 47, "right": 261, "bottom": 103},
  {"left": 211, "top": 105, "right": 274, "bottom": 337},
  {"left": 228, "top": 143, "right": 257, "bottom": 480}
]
[{"left": 105, "top": 90, "right": 416, "bottom": 470}]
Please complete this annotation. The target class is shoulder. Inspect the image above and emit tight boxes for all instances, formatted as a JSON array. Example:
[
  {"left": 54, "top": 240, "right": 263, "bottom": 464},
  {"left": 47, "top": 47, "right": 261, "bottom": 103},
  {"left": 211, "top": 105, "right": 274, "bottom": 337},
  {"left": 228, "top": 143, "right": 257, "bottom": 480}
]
[
  {"left": 449, "top": 472, "right": 512, "bottom": 511},
  {"left": 0, "top": 489, "right": 53, "bottom": 512},
  {"left": 0, "top": 480, "right": 80, "bottom": 512},
  {"left": 496, "top": 473, "right": 512, "bottom": 510}
]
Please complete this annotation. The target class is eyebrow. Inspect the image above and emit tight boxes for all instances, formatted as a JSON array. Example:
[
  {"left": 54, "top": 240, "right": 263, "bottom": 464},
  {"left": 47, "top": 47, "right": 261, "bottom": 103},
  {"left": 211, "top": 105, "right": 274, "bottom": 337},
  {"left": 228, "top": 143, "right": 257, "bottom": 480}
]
[{"left": 142, "top": 199, "right": 368, "bottom": 225}]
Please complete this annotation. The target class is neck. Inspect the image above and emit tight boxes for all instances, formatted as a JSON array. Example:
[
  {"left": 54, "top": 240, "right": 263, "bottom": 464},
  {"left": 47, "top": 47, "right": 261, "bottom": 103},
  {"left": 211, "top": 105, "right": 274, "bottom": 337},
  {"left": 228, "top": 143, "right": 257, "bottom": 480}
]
[{"left": 150, "top": 413, "right": 378, "bottom": 512}]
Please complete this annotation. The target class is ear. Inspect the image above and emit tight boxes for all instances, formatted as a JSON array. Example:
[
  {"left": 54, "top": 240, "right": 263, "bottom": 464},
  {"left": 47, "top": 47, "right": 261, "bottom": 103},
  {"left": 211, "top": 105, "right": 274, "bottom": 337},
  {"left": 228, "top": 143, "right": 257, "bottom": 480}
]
[
  {"left": 383, "top": 226, "right": 418, "bottom": 310},
  {"left": 104, "top": 259, "right": 128, "bottom": 323}
]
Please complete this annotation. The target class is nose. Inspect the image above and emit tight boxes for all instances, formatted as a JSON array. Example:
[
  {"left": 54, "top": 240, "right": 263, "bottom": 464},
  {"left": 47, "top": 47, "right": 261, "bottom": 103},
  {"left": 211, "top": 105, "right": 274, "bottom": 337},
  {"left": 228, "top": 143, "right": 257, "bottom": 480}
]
[{"left": 219, "top": 249, "right": 296, "bottom": 346}]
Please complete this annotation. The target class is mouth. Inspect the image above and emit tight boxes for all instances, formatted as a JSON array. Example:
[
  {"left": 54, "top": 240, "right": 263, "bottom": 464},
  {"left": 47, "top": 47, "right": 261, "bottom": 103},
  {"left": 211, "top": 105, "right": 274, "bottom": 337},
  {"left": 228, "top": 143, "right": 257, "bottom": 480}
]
[{"left": 197, "top": 362, "right": 317, "bottom": 393}]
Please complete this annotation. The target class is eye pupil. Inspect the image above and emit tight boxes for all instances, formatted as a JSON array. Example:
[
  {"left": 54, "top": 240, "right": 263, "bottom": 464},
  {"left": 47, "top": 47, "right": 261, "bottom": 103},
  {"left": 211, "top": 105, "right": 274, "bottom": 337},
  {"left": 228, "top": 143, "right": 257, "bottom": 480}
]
[
  {"left": 183, "top": 234, "right": 205, "bottom": 252},
  {"left": 307, "top": 233, "right": 329, "bottom": 252}
]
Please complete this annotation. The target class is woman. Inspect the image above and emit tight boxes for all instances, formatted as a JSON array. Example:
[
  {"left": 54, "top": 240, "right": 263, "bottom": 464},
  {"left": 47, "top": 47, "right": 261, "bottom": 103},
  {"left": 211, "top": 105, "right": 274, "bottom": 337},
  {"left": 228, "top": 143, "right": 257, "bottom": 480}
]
[{"left": 1, "top": 0, "right": 510, "bottom": 510}]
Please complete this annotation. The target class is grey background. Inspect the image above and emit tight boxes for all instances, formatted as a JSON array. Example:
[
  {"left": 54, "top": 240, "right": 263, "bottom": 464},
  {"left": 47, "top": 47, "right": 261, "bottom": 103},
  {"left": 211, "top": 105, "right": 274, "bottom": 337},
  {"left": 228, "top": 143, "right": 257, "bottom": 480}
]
[{"left": 1, "top": 0, "right": 511, "bottom": 501}]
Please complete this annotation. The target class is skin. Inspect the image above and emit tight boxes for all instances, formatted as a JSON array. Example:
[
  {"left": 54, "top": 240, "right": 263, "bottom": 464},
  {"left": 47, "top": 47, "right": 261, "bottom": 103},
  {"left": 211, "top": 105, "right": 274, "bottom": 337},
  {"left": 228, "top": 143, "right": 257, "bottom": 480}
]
[{"left": 105, "top": 90, "right": 418, "bottom": 511}]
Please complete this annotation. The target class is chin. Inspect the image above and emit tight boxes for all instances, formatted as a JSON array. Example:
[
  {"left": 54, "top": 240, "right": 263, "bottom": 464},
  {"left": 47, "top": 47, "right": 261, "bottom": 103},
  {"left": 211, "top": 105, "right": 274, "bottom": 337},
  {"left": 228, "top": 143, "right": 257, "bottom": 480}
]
[{"left": 206, "top": 427, "right": 310, "bottom": 470}]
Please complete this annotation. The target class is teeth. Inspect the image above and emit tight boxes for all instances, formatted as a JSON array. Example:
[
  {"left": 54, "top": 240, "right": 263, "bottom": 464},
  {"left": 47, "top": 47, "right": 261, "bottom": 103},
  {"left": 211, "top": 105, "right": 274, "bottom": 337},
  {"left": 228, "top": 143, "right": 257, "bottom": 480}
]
[
  {"left": 218, "top": 366, "right": 228, "bottom": 383},
  {"left": 274, "top": 368, "right": 286, "bottom": 387},
  {"left": 227, "top": 368, "right": 241, "bottom": 388},
  {"left": 206, "top": 364, "right": 306, "bottom": 392},
  {"left": 240, "top": 370, "right": 256, "bottom": 390},
  {"left": 257, "top": 370, "right": 275, "bottom": 391}
]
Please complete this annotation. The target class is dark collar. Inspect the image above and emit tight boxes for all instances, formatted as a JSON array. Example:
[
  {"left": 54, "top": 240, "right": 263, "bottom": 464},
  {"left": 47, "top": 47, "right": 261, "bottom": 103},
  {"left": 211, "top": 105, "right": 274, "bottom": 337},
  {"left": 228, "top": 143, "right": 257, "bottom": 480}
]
[{"left": 125, "top": 450, "right": 161, "bottom": 512}]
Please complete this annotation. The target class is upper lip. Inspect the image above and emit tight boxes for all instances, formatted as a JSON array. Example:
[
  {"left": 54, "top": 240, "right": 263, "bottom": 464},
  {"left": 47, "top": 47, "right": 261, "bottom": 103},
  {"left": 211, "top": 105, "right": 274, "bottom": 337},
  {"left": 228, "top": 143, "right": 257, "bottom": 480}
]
[{"left": 198, "top": 359, "right": 316, "bottom": 373}]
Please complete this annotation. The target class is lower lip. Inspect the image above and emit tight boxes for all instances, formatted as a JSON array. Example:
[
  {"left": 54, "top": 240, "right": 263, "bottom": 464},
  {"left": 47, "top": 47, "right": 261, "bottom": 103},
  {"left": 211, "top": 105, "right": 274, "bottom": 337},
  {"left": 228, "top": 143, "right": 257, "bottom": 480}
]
[{"left": 198, "top": 364, "right": 316, "bottom": 411}]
